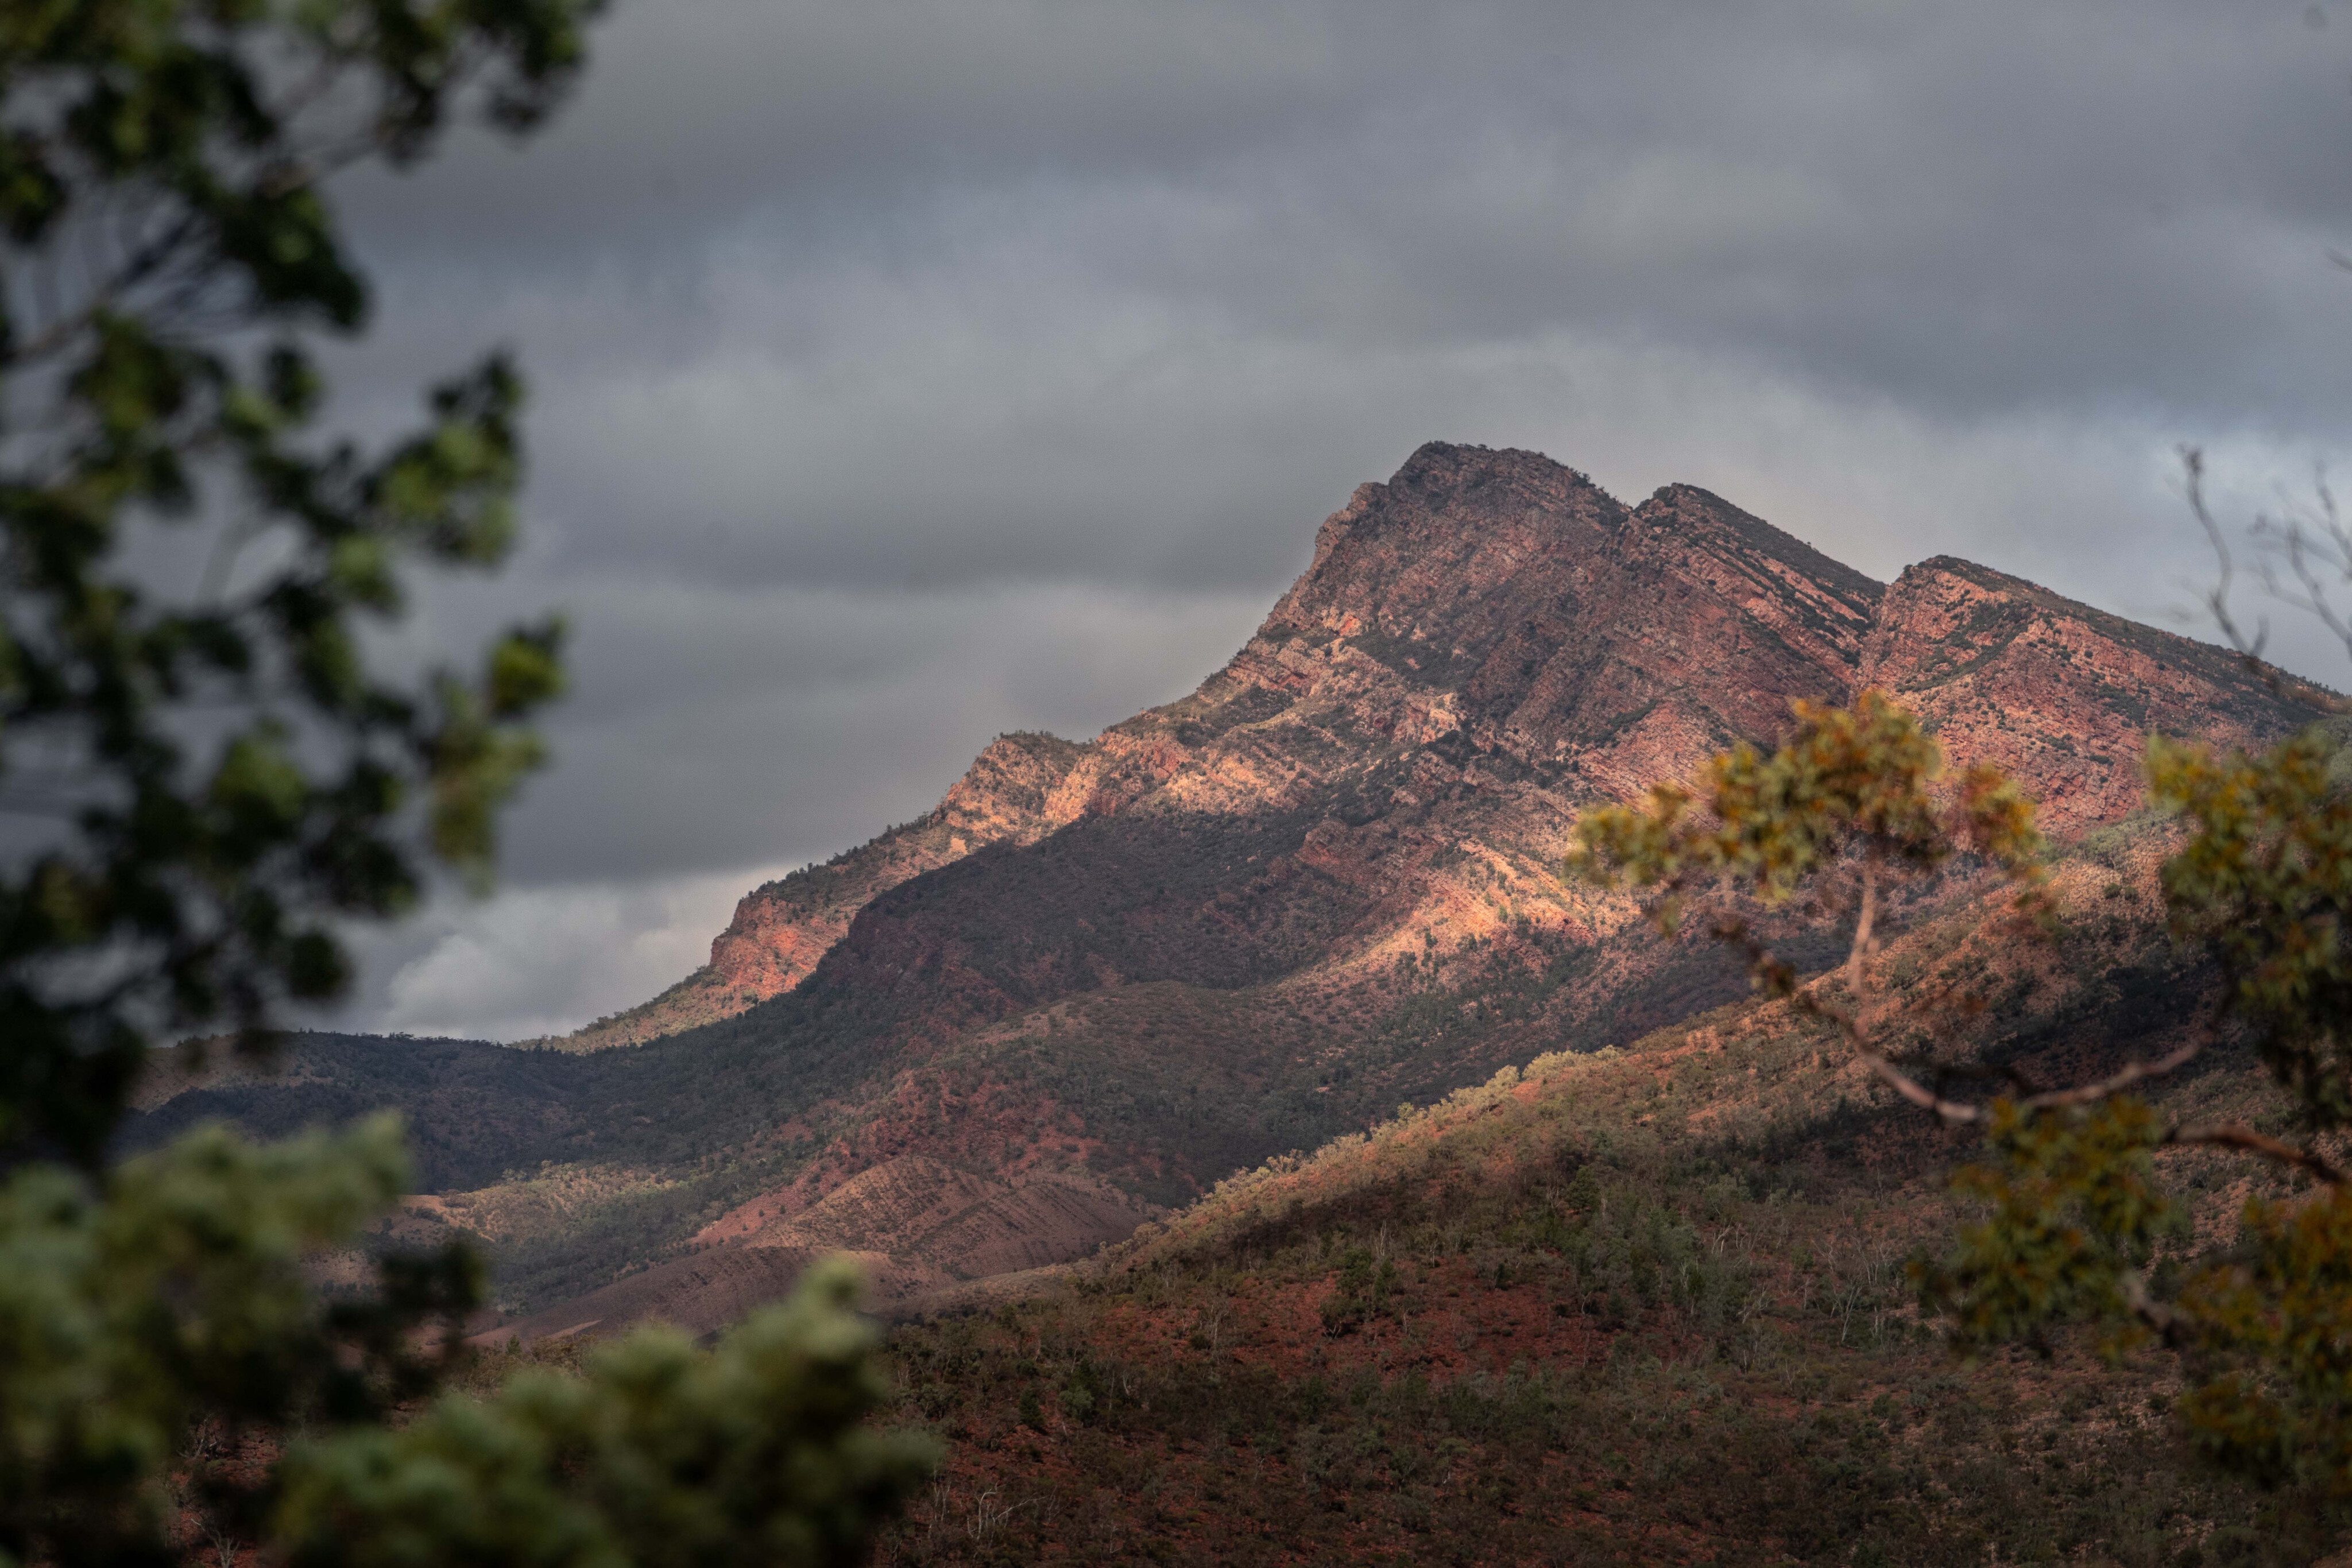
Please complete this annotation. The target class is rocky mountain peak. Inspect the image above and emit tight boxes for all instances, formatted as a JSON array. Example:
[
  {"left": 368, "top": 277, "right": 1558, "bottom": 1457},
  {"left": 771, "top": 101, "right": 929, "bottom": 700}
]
[
  {"left": 1261, "top": 442, "right": 1622, "bottom": 646},
  {"left": 545, "top": 443, "right": 2323, "bottom": 1056},
  {"left": 164, "top": 441, "right": 2343, "bottom": 1345}
]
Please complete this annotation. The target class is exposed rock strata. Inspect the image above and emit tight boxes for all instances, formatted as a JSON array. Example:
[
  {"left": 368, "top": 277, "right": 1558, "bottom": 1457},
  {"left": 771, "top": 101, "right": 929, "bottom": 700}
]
[
  {"left": 478, "top": 1153, "right": 1155, "bottom": 1343},
  {"left": 576, "top": 443, "right": 2313, "bottom": 1056},
  {"left": 1858, "top": 557, "right": 2327, "bottom": 833}
]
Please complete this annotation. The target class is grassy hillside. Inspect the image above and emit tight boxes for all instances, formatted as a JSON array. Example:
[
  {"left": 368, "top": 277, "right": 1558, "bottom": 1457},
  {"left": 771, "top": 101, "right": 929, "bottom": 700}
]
[{"left": 118, "top": 863, "right": 1818, "bottom": 1315}]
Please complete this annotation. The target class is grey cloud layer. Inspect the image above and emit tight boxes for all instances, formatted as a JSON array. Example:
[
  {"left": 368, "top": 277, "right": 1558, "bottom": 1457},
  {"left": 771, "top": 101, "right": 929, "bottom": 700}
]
[
  {"left": 305, "top": 0, "right": 2352, "bottom": 1038},
  {"left": 357, "top": 1, "right": 2352, "bottom": 417}
]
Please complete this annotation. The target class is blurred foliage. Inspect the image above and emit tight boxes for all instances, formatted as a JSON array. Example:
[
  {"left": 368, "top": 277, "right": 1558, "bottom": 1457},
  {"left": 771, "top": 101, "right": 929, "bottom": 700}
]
[
  {"left": 0, "top": 6, "right": 931, "bottom": 1565},
  {"left": 276, "top": 1258, "right": 937, "bottom": 1568},
  {"left": 2150, "top": 727, "right": 2352, "bottom": 1130},
  {"left": 0, "top": 0, "right": 586, "bottom": 1166},
  {"left": 1916, "top": 1096, "right": 2182, "bottom": 1358},
  {"left": 2176, "top": 1183, "right": 2352, "bottom": 1490},
  {"left": 0, "top": 1113, "right": 933, "bottom": 1567},
  {"left": 1575, "top": 691, "right": 2352, "bottom": 1499},
  {"left": 1568, "top": 690, "right": 2043, "bottom": 922},
  {"left": 0, "top": 1114, "right": 472, "bottom": 1565}
]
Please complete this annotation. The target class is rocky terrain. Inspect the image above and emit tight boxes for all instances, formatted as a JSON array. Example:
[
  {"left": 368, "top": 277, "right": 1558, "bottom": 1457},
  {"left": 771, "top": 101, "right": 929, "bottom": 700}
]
[{"left": 127, "top": 441, "right": 2327, "bottom": 1338}]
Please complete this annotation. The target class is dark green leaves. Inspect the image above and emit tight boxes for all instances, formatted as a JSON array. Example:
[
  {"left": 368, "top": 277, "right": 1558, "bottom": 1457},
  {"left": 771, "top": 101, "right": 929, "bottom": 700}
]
[
  {"left": 1916, "top": 1096, "right": 2181, "bottom": 1358},
  {"left": 0, "top": 1126, "right": 937, "bottom": 1568},
  {"left": 0, "top": 1114, "right": 469, "bottom": 1568},
  {"left": 0, "top": 1, "right": 606, "bottom": 1165},
  {"left": 275, "top": 1261, "right": 941, "bottom": 1568},
  {"left": 2176, "top": 1185, "right": 2352, "bottom": 1491},
  {"left": 0, "top": 14, "right": 935, "bottom": 1568}
]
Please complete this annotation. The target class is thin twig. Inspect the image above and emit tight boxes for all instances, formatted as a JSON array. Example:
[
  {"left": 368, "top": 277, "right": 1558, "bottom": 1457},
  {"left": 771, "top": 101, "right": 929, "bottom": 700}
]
[{"left": 1844, "top": 860, "right": 1878, "bottom": 992}]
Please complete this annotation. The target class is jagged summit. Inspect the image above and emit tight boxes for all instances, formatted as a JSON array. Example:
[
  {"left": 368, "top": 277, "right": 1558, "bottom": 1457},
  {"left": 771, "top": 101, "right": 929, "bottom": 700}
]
[{"left": 1635, "top": 482, "right": 1885, "bottom": 621}]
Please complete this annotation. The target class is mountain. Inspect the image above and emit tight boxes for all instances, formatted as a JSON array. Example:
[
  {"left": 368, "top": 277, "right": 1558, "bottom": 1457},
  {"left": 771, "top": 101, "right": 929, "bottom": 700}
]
[
  {"left": 550, "top": 447, "right": 2307, "bottom": 1051},
  {"left": 126, "top": 442, "right": 2326, "bottom": 1329}
]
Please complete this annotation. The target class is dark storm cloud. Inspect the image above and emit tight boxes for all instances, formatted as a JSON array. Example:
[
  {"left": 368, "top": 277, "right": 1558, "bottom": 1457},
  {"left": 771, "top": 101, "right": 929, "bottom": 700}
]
[
  {"left": 355, "top": 0, "right": 2352, "bottom": 418},
  {"left": 310, "top": 0, "right": 2352, "bottom": 1038}
]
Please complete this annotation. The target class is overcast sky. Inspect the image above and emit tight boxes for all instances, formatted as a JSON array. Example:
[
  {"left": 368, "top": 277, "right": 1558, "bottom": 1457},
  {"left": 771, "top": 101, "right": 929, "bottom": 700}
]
[{"left": 322, "top": 0, "right": 2352, "bottom": 1042}]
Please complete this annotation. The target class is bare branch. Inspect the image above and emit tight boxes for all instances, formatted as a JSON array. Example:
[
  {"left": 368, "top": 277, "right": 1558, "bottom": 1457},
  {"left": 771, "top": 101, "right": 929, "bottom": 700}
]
[
  {"left": 1844, "top": 1035, "right": 1986, "bottom": 1123},
  {"left": 7, "top": 207, "right": 204, "bottom": 367},
  {"left": 2266, "top": 522, "right": 2352, "bottom": 668},
  {"left": 2117, "top": 1267, "right": 2180, "bottom": 1337},
  {"left": 2014, "top": 1024, "right": 2216, "bottom": 1114},
  {"left": 2168, "top": 1121, "right": 2347, "bottom": 1186},
  {"left": 2183, "top": 446, "right": 2269, "bottom": 665},
  {"left": 1844, "top": 859, "right": 1878, "bottom": 992},
  {"left": 1793, "top": 986, "right": 1987, "bottom": 1125}
]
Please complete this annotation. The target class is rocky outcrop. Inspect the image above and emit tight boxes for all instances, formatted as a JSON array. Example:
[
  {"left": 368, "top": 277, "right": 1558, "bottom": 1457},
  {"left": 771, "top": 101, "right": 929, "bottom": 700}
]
[
  {"left": 166, "top": 441, "right": 2336, "bottom": 1339},
  {"left": 476, "top": 1154, "right": 1158, "bottom": 1344},
  {"left": 700, "top": 1152, "right": 1156, "bottom": 1280},
  {"left": 1860, "top": 557, "right": 2331, "bottom": 834}
]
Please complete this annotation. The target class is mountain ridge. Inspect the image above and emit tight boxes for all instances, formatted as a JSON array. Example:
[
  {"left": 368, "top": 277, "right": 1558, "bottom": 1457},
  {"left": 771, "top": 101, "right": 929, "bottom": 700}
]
[
  {"left": 126, "top": 440, "right": 2328, "bottom": 1331},
  {"left": 546, "top": 446, "right": 1888, "bottom": 1054},
  {"left": 544, "top": 442, "right": 2312, "bottom": 1060}
]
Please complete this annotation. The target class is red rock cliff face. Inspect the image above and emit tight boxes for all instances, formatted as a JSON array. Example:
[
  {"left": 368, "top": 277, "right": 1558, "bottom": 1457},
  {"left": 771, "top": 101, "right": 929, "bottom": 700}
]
[
  {"left": 326, "top": 440, "right": 2351, "bottom": 1341},
  {"left": 554, "top": 443, "right": 2320, "bottom": 1055}
]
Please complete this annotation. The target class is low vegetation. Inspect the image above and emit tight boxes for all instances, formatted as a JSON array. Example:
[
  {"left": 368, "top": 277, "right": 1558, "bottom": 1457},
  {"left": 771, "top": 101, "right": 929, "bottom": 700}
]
[{"left": 874, "top": 1005, "right": 2331, "bottom": 1564}]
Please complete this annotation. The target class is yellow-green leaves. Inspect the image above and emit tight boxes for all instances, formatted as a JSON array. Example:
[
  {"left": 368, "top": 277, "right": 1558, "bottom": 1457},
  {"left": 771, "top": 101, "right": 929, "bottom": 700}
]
[
  {"left": 2150, "top": 726, "right": 2352, "bottom": 1128},
  {"left": 425, "top": 617, "right": 567, "bottom": 885},
  {"left": 209, "top": 723, "right": 310, "bottom": 845},
  {"left": 1570, "top": 690, "right": 2044, "bottom": 932},
  {"left": 1570, "top": 687, "right": 2352, "bottom": 1500},
  {"left": 488, "top": 618, "right": 567, "bottom": 719}
]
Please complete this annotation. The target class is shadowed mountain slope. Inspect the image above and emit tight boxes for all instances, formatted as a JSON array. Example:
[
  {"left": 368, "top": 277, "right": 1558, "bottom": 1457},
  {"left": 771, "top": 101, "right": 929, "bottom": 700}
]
[
  {"left": 126, "top": 442, "right": 2330, "bottom": 1330},
  {"left": 535, "top": 731, "right": 1093, "bottom": 1051}
]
